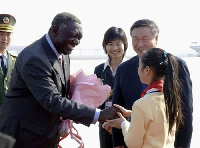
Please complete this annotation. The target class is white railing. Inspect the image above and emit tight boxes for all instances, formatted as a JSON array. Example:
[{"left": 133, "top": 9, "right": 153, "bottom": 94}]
[{"left": 7, "top": 46, "right": 135, "bottom": 59}]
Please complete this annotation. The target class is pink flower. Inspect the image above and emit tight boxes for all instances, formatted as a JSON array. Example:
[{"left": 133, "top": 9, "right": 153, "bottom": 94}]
[
  {"left": 69, "top": 69, "right": 111, "bottom": 108},
  {"left": 58, "top": 69, "right": 111, "bottom": 148}
]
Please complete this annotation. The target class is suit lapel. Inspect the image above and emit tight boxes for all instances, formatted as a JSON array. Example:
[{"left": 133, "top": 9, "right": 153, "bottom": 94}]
[
  {"left": 63, "top": 55, "right": 70, "bottom": 82},
  {"left": 106, "top": 66, "right": 113, "bottom": 78},
  {"left": 0, "top": 67, "right": 3, "bottom": 76},
  {"left": 54, "top": 60, "right": 65, "bottom": 86},
  {"left": 5, "top": 52, "right": 15, "bottom": 78},
  {"left": 62, "top": 55, "right": 70, "bottom": 94},
  {"left": 41, "top": 36, "right": 65, "bottom": 85},
  {"left": 128, "top": 56, "right": 144, "bottom": 94}
]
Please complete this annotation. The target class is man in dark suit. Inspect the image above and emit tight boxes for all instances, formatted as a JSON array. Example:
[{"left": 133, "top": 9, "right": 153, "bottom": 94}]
[
  {"left": 0, "top": 14, "right": 17, "bottom": 106},
  {"left": 112, "top": 19, "right": 193, "bottom": 148},
  {"left": 0, "top": 12, "right": 119, "bottom": 148}
]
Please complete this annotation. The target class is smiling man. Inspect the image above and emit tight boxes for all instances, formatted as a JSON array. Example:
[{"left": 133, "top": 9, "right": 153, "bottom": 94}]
[
  {"left": 112, "top": 19, "right": 193, "bottom": 148},
  {"left": 0, "top": 14, "right": 17, "bottom": 106},
  {"left": 0, "top": 12, "right": 120, "bottom": 148}
]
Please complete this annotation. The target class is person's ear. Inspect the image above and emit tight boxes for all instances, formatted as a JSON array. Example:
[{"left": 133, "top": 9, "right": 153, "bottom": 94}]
[
  {"left": 155, "top": 35, "right": 159, "bottom": 45},
  {"left": 145, "top": 66, "right": 151, "bottom": 74}
]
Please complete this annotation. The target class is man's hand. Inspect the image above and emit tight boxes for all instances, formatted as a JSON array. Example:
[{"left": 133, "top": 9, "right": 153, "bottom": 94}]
[
  {"left": 98, "top": 106, "right": 121, "bottom": 122},
  {"left": 113, "top": 104, "right": 132, "bottom": 118}
]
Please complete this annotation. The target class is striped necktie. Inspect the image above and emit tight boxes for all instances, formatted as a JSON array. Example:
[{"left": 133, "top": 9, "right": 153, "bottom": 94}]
[
  {"left": 59, "top": 57, "right": 62, "bottom": 66},
  {"left": 0, "top": 55, "right": 6, "bottom": 75}
]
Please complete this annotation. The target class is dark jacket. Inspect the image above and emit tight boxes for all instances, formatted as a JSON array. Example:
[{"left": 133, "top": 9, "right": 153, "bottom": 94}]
[
  {"left": 0, "top": 35, "right": 96, "bottom": 148},
  {"left": 94, "top": 63, "right": 114, "bottom": 109},
  {"left": 94, "top": 62, "right": 115, "bottom": 148}
]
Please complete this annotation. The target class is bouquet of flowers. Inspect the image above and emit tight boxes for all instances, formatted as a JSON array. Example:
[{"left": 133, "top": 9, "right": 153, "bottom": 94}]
[{"left": 57, "top": 69, "right": 111, "bottom": 148}]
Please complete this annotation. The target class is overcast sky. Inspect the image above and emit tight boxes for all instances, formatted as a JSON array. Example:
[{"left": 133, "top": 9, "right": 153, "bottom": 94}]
[{"left": 1, "top": 0, "right": 199, "bottom": 55}]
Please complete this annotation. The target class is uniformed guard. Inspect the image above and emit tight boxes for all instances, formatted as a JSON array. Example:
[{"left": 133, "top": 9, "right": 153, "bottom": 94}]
[{"left": 0, "top": 14, "right": 17, "bottom": 106}]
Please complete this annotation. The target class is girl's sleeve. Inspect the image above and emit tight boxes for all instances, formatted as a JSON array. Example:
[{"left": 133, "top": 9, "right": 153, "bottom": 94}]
[{"left": 122, "top": 105, "right": 148, "bottom": 148}]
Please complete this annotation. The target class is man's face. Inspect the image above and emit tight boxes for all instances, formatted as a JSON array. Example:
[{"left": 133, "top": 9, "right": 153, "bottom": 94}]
[
  {"left": 131, "top": 26, "right": 158, "bottom": 58},
  {"left": 0, "top": 31, "right": 12, "bottom": 53},
  {"left": 53, "top": 20, "right": 83, "bottom": 55}
]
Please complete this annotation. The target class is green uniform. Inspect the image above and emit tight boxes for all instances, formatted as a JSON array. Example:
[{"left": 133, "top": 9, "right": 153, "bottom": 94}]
[{"left": 0, "top": 51, "right": 17, "bottom": 106}]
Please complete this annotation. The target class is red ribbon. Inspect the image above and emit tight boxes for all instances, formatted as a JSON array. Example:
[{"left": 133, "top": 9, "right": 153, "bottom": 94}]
[
  {"left": 141, "top": 80, "right": 164, "bottom": 98},
  {"left": 57, "top": 120, "right": 84, "bottom": 148}
]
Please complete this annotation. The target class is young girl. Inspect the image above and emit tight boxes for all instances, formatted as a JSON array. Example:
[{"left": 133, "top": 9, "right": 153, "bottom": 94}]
[{"left": 107, "top": 48, "right": 183, "bottom": 148}]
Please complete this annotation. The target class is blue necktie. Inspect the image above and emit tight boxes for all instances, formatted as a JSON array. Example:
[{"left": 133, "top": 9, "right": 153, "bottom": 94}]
[{"left": 0, "top": 55, "right": 6, "bottom": 75}]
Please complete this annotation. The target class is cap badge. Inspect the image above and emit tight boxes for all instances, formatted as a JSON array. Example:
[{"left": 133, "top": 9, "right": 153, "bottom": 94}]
[{"left": 3, "top": 17, "right": 9, "bottom": 24}]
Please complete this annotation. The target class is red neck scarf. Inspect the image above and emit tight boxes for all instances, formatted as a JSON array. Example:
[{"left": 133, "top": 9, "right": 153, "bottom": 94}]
[{"left": 141, "top": 80, "right": 164, "bottom": 98}]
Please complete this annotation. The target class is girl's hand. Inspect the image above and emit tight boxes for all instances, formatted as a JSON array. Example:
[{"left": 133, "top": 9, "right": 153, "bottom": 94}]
[
  {"left": 114, "top": 104, "right": 132, "bottom": 118},
  {"left": 102, "top": 122, "right": 112, "bottom": 134},
  {"left": 106, "top": 112, "right": 127, "bottom": 129}
]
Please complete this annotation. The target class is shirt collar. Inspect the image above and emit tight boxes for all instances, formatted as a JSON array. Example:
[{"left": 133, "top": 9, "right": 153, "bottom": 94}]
[
  {"left": 103, "top": 59, "right": 110, "bottom": 71},
  {"left": 45, "top": 33, "right": 62, "bottom": 60},
  {"left": 103, "top": 57, "right": 127, "bottom": 72},
  {"left": 0, "top": 52, "right": 8, "bottom": 59}
]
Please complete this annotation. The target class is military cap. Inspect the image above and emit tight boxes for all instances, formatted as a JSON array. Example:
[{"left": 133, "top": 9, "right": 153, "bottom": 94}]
[{"left": 0, "top": 14, "right": 16, "bottom": 32}]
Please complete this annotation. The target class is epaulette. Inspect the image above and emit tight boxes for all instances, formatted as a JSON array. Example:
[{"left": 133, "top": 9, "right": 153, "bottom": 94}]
[{"left": 9, "top": 52, "right": 18, "bottom": 58}]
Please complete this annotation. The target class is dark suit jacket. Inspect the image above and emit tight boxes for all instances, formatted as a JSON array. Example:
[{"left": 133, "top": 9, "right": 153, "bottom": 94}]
[
  {"left": 112, "top": 56, "right": 193, "bottom": 148},
  {"left": 112, "top": 56, "right": 144, "bottom": 147},
  {"left": 0, "top": 35, "right": 96, "bottom": 148},
  {"left": 175, "top": 57, "right": 193, "bottom": 148},
  {"left": 94, "top": 63, "right": 114, "bottom": 148},
  {"left": 94, "top": 63, "right": 114, "bottom": 110}
]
